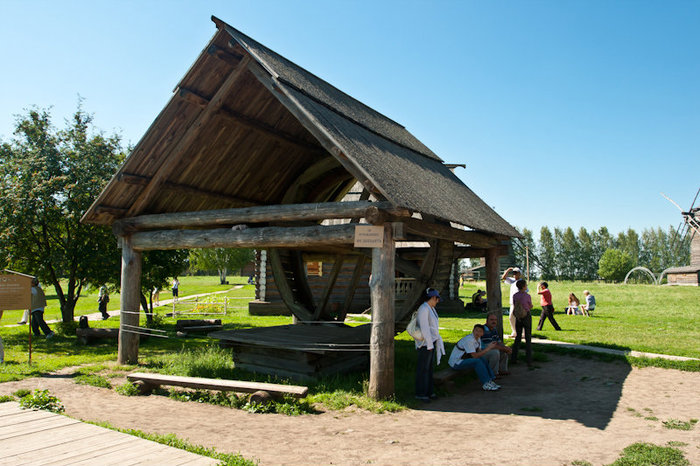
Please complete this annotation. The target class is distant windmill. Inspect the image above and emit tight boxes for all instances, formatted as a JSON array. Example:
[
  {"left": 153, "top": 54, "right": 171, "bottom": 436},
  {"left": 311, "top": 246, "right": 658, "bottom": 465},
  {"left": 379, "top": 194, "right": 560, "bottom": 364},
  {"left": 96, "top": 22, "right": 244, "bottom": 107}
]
[{"left": 658, "top": 189, "right": 700, "bottom": 285}]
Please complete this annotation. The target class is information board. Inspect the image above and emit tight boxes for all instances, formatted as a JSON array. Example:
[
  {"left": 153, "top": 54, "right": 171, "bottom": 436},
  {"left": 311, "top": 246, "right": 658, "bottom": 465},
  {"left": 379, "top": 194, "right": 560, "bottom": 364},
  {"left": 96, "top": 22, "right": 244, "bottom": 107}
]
[
  {"left": 354, "top": 225, "right": 384, "bottom": 248},
  {"left": 0, "top": 273, "right": 32, "bottom": 311}
]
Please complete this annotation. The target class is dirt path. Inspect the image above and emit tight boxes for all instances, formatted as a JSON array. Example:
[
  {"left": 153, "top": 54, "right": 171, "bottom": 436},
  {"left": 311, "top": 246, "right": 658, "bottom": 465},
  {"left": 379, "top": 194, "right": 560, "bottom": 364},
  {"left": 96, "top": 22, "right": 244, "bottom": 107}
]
[{"left": 1, "top": 353, "right": 698, "bottom": 465}]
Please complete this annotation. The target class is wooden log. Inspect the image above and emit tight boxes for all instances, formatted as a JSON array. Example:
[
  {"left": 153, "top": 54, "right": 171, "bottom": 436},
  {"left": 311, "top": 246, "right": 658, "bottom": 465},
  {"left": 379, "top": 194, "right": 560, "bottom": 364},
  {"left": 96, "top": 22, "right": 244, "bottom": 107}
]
[
  {"left": 76, "top": 328, "right": 119, "bottom": 345},
  {"left": 118, "top": 236, "right": 142, "bottom": 365},
  {"left": 126, "top": 372, "right": 308, "bottom": 398},
  {"left": 368, "top": 223, "right": 395, "bottom": 399},
  {"left": 368, "top": 213, "right": 499, "bottom": 248},
  {"left": 485, "top": 246, "right": 504, "bottom": 339},
  {"left": 114, "top": 200, "right": 409, "bottom": 233},
  {"left": 129, "top": 224, "right": 357, "bottom": 251}
]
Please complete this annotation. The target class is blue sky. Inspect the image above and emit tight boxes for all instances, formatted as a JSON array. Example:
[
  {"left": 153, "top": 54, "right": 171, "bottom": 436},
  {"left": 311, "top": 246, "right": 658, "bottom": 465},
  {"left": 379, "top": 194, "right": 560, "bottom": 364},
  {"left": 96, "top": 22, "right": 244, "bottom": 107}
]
[{"left": 1, "top": 0, "right": 698, "bottom": 236}]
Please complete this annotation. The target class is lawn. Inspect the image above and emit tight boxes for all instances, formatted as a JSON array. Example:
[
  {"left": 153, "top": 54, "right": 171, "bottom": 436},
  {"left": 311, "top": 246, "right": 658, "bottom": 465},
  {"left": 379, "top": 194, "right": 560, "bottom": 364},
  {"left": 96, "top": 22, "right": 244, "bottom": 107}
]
[
  {"left": 0, "top": 275, "right": 697, "bottom": 395},
  {"left": 459, "top": 280, "right": 700, "bottom": 359}
]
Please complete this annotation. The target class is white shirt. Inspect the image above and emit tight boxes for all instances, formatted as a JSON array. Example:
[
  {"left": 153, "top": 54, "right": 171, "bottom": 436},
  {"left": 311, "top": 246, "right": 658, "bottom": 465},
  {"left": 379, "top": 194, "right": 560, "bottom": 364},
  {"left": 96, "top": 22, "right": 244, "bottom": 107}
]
[
  {"left": 448, "top": 334, "right": 480, "bottom": 368},
  {"left": 414, "top": 302, "right": 446, "bottom": 364}
]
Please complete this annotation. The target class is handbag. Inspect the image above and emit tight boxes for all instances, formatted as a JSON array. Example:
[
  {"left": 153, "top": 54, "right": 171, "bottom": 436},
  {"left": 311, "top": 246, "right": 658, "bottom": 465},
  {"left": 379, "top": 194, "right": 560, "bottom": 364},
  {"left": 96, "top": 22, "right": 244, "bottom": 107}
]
[{"left": 406, "top": 311, "right": 424, "bottom": 341}]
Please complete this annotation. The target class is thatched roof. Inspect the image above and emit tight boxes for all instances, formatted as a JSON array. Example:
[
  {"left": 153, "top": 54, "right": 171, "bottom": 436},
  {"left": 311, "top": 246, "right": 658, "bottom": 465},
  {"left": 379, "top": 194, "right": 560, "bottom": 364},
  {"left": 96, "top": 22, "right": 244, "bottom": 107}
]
[{"left": 82, "top": 16, "right": 519, "bottom": 239}]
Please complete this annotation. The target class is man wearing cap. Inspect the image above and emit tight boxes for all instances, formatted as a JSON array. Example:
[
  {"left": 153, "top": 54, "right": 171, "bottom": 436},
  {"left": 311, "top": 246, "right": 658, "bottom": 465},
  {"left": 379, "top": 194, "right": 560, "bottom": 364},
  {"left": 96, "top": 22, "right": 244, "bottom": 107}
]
[{"left": 501, "top": 266, "right": 525, "bottom": 338}]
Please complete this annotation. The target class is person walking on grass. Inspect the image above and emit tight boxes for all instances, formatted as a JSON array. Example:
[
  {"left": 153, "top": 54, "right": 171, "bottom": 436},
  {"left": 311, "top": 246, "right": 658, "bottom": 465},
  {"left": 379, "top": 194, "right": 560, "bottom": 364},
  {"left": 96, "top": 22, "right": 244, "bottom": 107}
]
[
  {"left": 510, "top": 279, "right": 532, "bottom": 367},
  {"left": 29, "top": 277, "right": 54, "bottom": 339},
  {"left": 536, "top": 282, "right": 561, "bottom": 331},
  {"left": 172, "top": 277, "right": 180, "bottom": 303},
  {"left": 98, "top": 285, "right": 110, "bottom": 320}
]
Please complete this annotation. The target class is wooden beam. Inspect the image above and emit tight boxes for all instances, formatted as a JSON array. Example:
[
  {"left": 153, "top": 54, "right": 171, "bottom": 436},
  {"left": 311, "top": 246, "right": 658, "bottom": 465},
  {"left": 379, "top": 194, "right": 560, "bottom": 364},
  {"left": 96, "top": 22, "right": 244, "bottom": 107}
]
[
  {"left": 118, "top": 236, "right": 142, "bottom": 365},
  {"left": 114, "top": 201, "right": 410, "bottom": 233},
  {"left": 178, "top": 88, "right": 209, "bottom": 108},
  {"left": 218, "top": 106, "right": 325, "bottom": 154},
  {"left": 315, "top": 255, "right": 344, "bottom": 320},
  {"left": 129, "top": 223, "right": 357, "bottom": 251},
  {"left": 161, "top": 181, "right": 260, "bottom": 207},
  {"left": 365, "top": 208, "right": 498, "bottom": 248},
  {"left": 117, "top": 173, "right": 150, "bottom": 186},
  {"left": 340, "top": 255, "right": 367, "bottom": 321},
  {"left": 126, "top": 55, "right": 252, "bottom": 217},
  {"left": 94, "top": 206, "right": 128, "bottom": 217},
  {"left": 485, "top": 247, "right": 504, "bottom": 339},
  {"left": 368, "top": 223, "right": 395, "bottom": 399},
  {"left": 207, "top": 44, "right": 244, "bottom": 66},
  {"left": 454, "top": 243, "right": 510, "bottom": 259}
]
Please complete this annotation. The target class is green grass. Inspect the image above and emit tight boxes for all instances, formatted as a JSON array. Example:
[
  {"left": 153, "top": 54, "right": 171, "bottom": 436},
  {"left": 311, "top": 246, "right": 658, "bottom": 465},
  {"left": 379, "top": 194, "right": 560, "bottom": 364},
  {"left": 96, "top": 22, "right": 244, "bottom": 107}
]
[
  {"left": 460, "top": 280, "right": 700, "bottom": 360},
  {"left": 607, "top": 442, "right": 689, "bottom": 466},
  {"left": 0, "top": 276, "right": 698, "bottom": 412}
]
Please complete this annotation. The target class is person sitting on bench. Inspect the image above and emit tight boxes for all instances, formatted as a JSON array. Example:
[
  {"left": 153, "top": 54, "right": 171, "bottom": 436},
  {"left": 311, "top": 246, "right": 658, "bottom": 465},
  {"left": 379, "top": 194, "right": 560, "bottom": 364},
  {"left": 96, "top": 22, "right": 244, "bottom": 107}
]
[
  {"left": 448, "top": 324, "right": 500, "bottom": 391},
  {"left": 470, "top": 289, "right": 488, "bottom": 312}
]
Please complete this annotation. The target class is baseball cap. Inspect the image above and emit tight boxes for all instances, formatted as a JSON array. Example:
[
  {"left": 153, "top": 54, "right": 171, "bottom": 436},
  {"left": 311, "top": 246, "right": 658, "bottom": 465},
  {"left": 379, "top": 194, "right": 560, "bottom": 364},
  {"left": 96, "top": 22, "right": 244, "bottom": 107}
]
[{"left": 512, "top": 267, "right": 522, "bottom": 274}]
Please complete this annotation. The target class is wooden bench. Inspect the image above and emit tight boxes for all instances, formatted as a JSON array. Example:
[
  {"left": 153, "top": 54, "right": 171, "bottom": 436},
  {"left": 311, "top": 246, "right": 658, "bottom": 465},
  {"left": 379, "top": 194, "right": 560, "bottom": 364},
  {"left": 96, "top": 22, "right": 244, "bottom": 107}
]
[
  {"left": 175, "top": 319, "right": 223, "bottom": 334},
  {"left": 76, "top": 327, "right": 149, "bottom": 345},
  {"left": 433, "top": 368, "right": 461, "bottom": 386},
  {"left": 126, "top": 372, "right": 309, "bottom": 400}
]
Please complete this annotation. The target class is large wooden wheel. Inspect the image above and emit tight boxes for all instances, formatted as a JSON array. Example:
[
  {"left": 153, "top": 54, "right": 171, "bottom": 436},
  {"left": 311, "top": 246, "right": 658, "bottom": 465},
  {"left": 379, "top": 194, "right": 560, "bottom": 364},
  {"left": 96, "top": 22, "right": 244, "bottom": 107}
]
[{"left": 269, "top": 157, "right": 457, "bottom": 327}]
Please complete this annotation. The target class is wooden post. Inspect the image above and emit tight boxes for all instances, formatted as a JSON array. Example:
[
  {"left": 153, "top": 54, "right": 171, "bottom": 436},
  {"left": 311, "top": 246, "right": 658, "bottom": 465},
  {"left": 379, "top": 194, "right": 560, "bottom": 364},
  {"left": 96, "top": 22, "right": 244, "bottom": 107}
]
[
  {"left": 485, "top": 247, "right": 503, "bottom": 338},
  {"left": 368, "top": 223, "right": 395, "bottom": 399},
  {"left": 118, "top": 235, "right": 142, "bottom": 365}
]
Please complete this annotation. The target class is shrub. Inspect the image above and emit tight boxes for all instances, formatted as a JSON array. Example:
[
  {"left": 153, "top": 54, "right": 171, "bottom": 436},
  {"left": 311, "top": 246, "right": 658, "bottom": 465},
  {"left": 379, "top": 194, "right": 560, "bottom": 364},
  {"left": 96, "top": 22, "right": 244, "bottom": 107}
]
[
  {"left": 115, "top": 382, "right": 141, "bottom": 396},
  {"left": 598, "top": 249, "right": 634, "bottom": 282},
  {"left": 608, "top": 442, "right": 688, "bottom": 466},
  {"left": 18, "top": 389, "right": 65, "bottom": 413},
  {"left": 74, "top": 374, "right": 112, "bottom": 389}
]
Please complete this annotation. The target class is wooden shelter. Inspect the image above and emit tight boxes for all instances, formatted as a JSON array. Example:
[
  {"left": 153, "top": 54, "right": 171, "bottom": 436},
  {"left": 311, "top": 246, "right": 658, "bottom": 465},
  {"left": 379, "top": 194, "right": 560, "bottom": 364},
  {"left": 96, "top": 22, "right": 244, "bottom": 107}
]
[{"left": 82, "top": 17, "right": 519, "bottom": 396}]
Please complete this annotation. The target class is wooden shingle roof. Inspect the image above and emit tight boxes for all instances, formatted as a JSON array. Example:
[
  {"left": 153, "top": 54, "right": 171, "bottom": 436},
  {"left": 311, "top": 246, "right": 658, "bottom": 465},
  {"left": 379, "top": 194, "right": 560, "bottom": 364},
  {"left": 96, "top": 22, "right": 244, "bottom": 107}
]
[{"left": 83, "top": 16, "right": 519, "bottom": 239}]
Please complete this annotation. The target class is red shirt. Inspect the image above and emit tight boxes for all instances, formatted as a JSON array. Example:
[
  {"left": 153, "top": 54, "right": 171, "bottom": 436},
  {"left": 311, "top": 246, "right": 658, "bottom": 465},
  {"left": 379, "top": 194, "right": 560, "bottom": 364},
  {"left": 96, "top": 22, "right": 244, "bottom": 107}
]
[{"left": 538, "top": 288, "right": 553, "bottom": 306}]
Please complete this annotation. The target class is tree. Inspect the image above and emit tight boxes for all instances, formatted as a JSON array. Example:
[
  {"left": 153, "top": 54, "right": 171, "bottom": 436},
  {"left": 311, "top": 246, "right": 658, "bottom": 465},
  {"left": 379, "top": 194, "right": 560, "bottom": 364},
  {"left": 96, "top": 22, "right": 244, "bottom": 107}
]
[
  {"left": 538, "top": 227, "right": 557, "bottom": 280},
  {"left": 139, "top": 250, "right": 189, "bottom": 323},
  {"left": 188, "top": 248, "right": 254, "bottom": 284},
  {"left": 0, "top": 106, "right": 125, "bottom": 321},
  {"left": 597, "top": 248, "right": 634, "bottom": 282},
  {"left": 617, "top": 228, "right": 640, "bottom": 267},
  {"left": 512, "top": 228, "right": 535, "bottom": 277},
  {"left": 577, "top": 227, "right": 597, "bottom": 280}
]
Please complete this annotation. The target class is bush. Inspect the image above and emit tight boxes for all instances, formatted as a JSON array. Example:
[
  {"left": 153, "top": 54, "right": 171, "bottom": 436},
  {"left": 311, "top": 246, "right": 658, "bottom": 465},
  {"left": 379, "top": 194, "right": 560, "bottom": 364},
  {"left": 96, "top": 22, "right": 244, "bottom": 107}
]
[
  {"left": 598, "top": 249, "right": 635, "bottom": 282},
  {"left": 18, "top": 389, "right": 65, "bottom": 413},
  {"left": 115, "top": 382, "right": 141, "bottom": 396}
]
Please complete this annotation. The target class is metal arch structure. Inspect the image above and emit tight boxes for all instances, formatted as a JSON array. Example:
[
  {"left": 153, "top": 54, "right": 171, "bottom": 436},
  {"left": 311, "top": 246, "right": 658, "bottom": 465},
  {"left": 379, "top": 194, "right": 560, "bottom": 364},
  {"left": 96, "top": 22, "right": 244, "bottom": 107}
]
[
  {"left": 657, "top": 267, "right": 676, "bottom": 285},
  {"left": 623, "top": 266, "right": 658, "bottom": 285}
]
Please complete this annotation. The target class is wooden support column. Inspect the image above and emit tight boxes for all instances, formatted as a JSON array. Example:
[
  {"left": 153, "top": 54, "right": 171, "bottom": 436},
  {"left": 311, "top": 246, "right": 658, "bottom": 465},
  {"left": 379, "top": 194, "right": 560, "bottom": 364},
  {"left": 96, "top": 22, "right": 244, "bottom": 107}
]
[
  {"left": 485, "top": 247, "right": 503, "bottom": 338},
  {"left": 368, "top": 223, "right": 395, "bottom": 399},
  {"left": 118, "top": 235, "right": 142, "bottom": 365}
]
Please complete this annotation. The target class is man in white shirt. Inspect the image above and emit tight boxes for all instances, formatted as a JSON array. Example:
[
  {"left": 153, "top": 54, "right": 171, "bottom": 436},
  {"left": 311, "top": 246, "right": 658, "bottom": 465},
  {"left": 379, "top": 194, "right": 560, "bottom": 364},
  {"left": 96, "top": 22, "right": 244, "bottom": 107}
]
[
  {"left": 448, "top": 324, "right": 500, "bottom": 391},
  {"left": 502, "top": 266, "right": 524, "bottom": 338}
]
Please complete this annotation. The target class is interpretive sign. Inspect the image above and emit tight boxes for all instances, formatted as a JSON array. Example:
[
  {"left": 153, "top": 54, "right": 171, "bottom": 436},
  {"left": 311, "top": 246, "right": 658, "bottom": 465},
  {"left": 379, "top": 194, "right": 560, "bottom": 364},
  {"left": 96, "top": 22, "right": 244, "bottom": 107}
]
[
  {"left": 0, "top": 272, "right": 32, "bottom": 311},
  {"left": 354, "top": 225, "right": 384, "bottom": 248}
]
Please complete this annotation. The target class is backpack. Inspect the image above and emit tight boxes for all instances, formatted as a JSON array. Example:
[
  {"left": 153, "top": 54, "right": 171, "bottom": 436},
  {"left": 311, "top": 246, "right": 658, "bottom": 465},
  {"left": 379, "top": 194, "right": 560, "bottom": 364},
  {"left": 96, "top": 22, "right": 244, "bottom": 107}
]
[
  {"left": 513, "top": 300, "right": 529, "bottom": 319},
  {"left": 79, "top": 315, "right": 89, "bottom": 329},
  {"left": 406, "top": 311, "right": 424, "bottom": 341}
]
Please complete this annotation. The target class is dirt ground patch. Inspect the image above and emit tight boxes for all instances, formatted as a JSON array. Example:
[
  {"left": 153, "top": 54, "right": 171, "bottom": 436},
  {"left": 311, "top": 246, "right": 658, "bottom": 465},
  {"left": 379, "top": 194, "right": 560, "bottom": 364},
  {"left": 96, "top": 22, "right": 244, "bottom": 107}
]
[{"left": 1, "top": 353, "right": 698, "bottom": 466}]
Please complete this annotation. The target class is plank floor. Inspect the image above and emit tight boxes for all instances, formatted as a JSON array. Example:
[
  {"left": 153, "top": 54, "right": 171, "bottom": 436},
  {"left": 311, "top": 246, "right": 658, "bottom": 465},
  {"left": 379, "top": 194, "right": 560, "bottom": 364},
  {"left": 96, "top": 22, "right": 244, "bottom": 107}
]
[{"left": 0, "top": 402, "right": 218, "bottom": 465}]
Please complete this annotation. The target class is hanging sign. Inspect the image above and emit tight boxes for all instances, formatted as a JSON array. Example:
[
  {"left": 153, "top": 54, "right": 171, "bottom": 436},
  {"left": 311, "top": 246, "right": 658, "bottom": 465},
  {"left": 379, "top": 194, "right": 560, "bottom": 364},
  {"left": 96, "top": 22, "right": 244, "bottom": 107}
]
[
  {"left": 354, "top": 225, "right": 384, "bottom": 248},
  {"left": 0, "top": 272, "right": 32, "bottom": 311}
]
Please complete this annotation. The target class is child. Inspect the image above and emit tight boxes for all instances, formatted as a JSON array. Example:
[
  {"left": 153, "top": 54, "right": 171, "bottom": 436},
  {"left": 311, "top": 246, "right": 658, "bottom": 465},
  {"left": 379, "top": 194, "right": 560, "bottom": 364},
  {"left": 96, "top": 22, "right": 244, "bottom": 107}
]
[
  {"left": 566, "top": 293, "right": 581, "bottom": 315},
  {"left": 536, "top": 282, "right": 561, "bottom": 331},
  {"left": 511, "top": 279, "right": 533, "bottom": 366}
]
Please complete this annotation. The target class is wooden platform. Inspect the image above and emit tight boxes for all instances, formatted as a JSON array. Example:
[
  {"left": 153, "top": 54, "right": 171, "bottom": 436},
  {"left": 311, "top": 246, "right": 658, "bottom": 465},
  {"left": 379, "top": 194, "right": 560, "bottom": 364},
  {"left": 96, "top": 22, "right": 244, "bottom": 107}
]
[
  {"left": 209, "top": 324, "right": 371, "bottom": 380},
  {"left": 0, "top": 402, "right": 217, "bottom": 465}
]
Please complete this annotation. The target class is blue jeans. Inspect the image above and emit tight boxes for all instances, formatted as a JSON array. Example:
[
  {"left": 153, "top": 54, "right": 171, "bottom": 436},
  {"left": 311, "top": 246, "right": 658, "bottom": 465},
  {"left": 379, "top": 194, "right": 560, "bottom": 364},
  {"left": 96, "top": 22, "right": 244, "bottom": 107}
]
[{"left": 451, "top": 357, "right": 495, "bottom": 384}]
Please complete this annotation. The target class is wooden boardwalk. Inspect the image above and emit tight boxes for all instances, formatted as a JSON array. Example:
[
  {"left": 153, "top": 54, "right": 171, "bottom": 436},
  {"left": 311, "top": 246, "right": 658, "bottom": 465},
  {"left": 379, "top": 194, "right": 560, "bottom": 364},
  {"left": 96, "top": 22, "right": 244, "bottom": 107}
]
[{"left": 0, "top": 402, "right": 218, "bottom": 465}]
